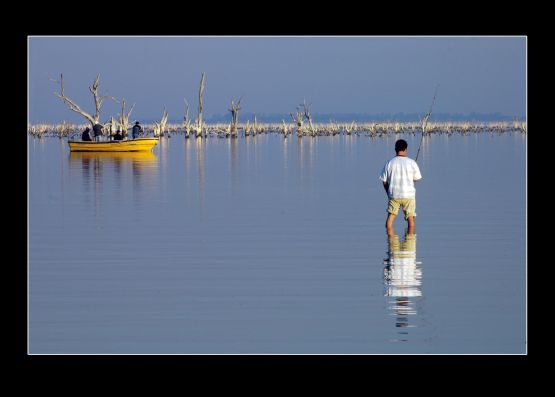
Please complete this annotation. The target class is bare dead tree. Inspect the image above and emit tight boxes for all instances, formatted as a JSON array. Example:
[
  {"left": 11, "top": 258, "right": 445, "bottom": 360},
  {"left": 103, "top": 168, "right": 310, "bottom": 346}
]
[
  {"left": 195, "top": 73, "right": 206, "bottom": 138},
  {"left": 105, "top": 116, "right": 117, "bottom": 139},
  {"left": 253, "top": 113, "right": 258, "bottom": 136},
  {"left": 56, "top": 120, "right": 71, "bottom": 139},
  {"left": 161, "top": 108, "right": 169, "bottom": 137},
  {"left": 290, "top": 109, "right": 304, "bottom": 137},
  {"left": 300, "top": 100, "right": 316, "bottom": 137},
  {"left": 345, "top": 121, "right": 356, "bottom": 135},
  {"left": 329, "top": 120, "right": 339, "bottom": 136},
  {"left": 416, "top": 84, "right": 439, "bottom": 162},
  {"left": 228, "top": 97, "right": 243, "bottom": 138},
  {"left": 183, "top": 99, "right": 191, "bottom": 139},
  {"left": 118, "top": 99, "right": 135, "bottom": 139},
  {"left": 281, "top": 119, "right": 290, "bottom": 138},
  {"left": 154, "top": 108, "right": 169, "bottom": 137},
  {"left": 28, "top": 124, "right": 48, "bottom": 139},
  {"left": 244, "top": 120, "right": 251, "bottom": 136},
  {"left": 51, "top": 73, "right": 116, "bottom": 127}
]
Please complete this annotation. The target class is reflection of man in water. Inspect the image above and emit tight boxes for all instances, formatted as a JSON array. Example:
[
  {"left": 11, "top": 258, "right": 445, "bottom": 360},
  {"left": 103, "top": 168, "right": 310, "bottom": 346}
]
[
  {"left": 393, "top": 298, "right": 411, "bottom": 329},
  {"left": 383, "top": 229, "right": 422, "bottom": 332}
]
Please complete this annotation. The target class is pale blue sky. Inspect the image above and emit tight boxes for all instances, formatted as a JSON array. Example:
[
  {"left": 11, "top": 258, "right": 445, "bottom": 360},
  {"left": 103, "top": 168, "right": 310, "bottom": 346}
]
[{"left": 28, "top": 36, "right": 526, "bottom": 123}]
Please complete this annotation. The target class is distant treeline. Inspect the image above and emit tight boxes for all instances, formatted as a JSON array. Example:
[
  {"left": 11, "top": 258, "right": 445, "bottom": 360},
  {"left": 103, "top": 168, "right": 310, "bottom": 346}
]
[{"left": 136, "top": 112, "right": 523, "bottom": 124}]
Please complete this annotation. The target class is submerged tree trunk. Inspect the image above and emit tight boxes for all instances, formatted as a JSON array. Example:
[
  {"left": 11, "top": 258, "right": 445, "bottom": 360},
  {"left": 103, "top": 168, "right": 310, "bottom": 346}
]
[
  {"left": 57, "top": 120, "right": 71, "bottom": 139},
  {"left": 290, "top": 111, "right": 303, "bottom": 137},
  {"left": 196, "top": 73, "right": 205, "bottom": 138},
  {"left": 154, "top": 108, "right": 169, "bottom": 137},
  {"left": 183, "top": 99, "right": 191, "bottom": 139},
  {"left": 118, "top": 99, "right": 135, "bottom": 139},
  {"left": 281, "top": 119, "right": 289, "bottom": 138},
  {"left": 244, "top": 120, "right": 251, "bottom": 136},
  {"left": 301, "top": 100, "right": 315, "bottom": 137},
  {"left": 416, "top": 85, "right": 439, "bottom": 162},
  {"left": 107, "top": 116, "right": 117, "bottom": 140},
  {"left": 330, "top": 121, "right": 339, "bottom": 136},
  {"left": 345, "top": 121, "right": 356, "bottom": 135},
  {"left": 228, "top": 97, "right": 242, "bottom": 138},
  {"left": 161, "top": 108, "right": 169, "bottom": 137}
]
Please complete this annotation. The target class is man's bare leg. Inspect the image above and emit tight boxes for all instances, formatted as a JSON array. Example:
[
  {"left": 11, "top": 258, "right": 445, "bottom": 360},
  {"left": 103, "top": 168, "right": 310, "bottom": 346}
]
[
  {"left": 386, "top": 213, "right": 396, "bottom": 234},
  {"left": 407, "top": 216, "right": 415, "bottom": 234}
]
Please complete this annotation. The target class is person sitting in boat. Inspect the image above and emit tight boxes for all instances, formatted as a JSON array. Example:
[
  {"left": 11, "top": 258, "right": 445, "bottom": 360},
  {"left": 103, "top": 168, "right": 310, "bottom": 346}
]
[
  {"left": 132, "top": 121, "right": 144, "bottom": 139},
  {"left": 113, "top": 129, "right": 123, "bottom": 141},
  {"left": 93, "top": 123, "right": 103, "bottom": 142},
  {"left": 81, "top": 127, "right": 92, "bottom": 141}
]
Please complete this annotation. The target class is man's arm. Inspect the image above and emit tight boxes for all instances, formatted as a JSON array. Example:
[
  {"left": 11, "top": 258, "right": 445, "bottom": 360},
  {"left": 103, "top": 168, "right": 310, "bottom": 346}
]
[
  {"left": 383, "top": 181, "right": 389, "bottom": 197},
  {"left": 413, "top": 162, "right": 422, "bottom": 181}
]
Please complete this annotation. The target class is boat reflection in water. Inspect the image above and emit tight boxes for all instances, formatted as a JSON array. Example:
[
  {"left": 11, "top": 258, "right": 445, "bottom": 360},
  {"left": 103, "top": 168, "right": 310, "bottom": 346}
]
[
  {"left": 69, "top": 151, "right": 159, "bottom": 211},
  {"left": 383, "top": 229, "right": 422, "bottom": 342},
  {"left": 69, "top": 151, "right": 158, "bottom": 180},
  {"left": 70, "top": 150, "right": 158, "bottom": 162}
]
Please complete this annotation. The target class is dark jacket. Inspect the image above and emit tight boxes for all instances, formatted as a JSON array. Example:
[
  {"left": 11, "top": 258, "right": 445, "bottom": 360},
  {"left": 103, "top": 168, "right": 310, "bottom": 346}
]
[
  {"left": 93, "top": 123, "right": 103, "bottom": 137},
  {"left": 82, "top": 128, "right": 92, "bottom": 141},
  {"left": 113, "top": 132, "right": 123, "bottom": 141},
  {"left": 132, "top": 124, "right": 143, "bottom": 138}
]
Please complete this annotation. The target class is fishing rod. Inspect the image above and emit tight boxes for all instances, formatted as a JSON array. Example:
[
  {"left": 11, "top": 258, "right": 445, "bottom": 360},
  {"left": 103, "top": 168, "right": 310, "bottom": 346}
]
[{"left": 415, "top": 84, "right": 439, "bottom": 162}]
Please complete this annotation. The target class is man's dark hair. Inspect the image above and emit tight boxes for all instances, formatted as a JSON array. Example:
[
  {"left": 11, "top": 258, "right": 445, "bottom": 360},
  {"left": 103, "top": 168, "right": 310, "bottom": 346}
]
[{"left": 395, "top": 139, "right": 408, "bottom": 152}]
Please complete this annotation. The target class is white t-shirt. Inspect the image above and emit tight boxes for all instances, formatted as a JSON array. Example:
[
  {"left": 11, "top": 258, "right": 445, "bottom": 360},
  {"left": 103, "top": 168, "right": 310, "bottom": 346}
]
[{"left": 379, "top": 156, "right": 422, "bottom": 198}]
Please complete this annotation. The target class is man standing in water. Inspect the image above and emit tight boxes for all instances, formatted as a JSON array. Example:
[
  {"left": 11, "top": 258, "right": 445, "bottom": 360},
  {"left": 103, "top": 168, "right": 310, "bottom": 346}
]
[{"left": 379, "top": 139, "right": 422, "bottom": 233}]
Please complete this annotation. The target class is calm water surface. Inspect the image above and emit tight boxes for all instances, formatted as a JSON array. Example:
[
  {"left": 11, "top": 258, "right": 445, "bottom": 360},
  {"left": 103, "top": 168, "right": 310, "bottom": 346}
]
[{"left": 28, "top": 132, "right": 526, "bottom": 354}]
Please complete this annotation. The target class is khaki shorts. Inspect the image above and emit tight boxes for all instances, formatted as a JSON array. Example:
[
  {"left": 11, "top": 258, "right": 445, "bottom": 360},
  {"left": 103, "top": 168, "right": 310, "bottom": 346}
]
[{"left": 387, "top": 198, "right": 416, "bottom": 220}]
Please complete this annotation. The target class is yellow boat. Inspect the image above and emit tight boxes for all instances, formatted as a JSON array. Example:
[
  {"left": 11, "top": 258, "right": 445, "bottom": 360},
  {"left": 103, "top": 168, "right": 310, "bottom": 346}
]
[{"left": 68, "top": 137, "right": 159, "bottom": 152}]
